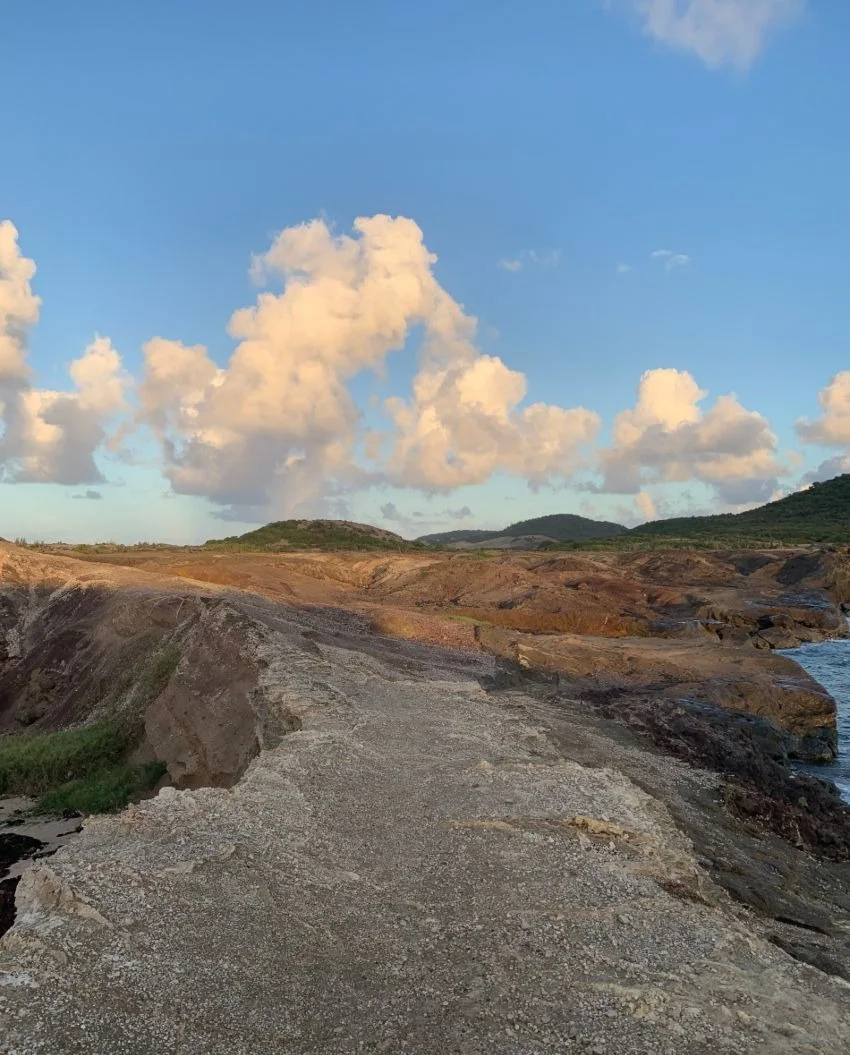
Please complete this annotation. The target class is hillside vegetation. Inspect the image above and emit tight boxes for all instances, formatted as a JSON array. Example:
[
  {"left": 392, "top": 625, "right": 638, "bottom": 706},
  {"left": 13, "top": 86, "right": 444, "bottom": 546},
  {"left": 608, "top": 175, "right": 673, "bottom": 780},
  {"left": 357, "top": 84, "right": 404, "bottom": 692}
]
[
  {"left": 418, "top": 513, "right": 627, "bottom": 546},
  {"left": 205, "top": 519, "right": 422, "bottom": 552},
  {"left": 500, "top": 513, "right": 627, "bottom": 541},
  {"left": 629, "top": 475, "right": 850, "bottom": 547}
]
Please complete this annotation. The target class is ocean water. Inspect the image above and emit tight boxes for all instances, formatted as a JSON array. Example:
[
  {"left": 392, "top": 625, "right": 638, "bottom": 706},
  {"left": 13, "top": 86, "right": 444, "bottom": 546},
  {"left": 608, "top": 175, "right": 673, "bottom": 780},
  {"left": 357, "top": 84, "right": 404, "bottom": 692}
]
[{"left": 784, "top": 638, "right": 850, "bottom": 802}]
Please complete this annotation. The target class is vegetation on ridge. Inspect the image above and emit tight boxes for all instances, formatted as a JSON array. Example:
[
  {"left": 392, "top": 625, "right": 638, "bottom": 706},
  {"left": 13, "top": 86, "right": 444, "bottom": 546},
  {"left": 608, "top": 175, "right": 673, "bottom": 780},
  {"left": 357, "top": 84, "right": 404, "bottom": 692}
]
[
  {"left": 418, "top": 513, "right": 627, "bottom": 546},
  {"left": 0, "top": 644, "right": 179, "bottom": 815},
  {"left": 628, "top": 474, "right": 850, "bottom": 547},
  {"left": 204, "top": 519, "right": 428, "bottom": 552},
  {"left": 7, "top": 475, "right": 850, "bottom": 555}
]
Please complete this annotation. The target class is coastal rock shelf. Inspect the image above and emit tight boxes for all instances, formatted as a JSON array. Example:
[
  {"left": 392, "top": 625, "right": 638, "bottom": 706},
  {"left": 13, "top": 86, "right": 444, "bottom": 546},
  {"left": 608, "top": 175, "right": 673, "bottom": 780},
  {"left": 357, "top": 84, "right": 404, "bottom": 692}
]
[{"left": 1, "top": 541, "right": 850, "bottom": 1052}]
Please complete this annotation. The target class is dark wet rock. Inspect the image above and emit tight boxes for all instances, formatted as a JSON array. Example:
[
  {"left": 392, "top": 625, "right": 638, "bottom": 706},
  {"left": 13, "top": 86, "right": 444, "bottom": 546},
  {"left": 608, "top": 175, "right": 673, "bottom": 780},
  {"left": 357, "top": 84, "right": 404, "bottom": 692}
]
[
  {"left": 777, "top": 552, "right": 827, "bottom": 587},
  {"left": 0, "top": 834, "right": 45, "bottom": 939},
  {"left": 0, "top": 876, "right": 18, "bottom": 936},
  {"left": 770, "top": 935, "right": 850, "bottom": 983},
  {"left": 581, "top": 685, "right": 850, "bottom": 860},
  {"left": 1, "top": 832, "right": 45, "bottom": 874}
]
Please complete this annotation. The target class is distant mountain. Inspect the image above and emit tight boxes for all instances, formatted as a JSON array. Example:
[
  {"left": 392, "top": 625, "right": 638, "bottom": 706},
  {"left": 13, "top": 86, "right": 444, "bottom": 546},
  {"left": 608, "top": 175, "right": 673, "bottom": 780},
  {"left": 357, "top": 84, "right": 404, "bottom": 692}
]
[
  {"left": 205, "top": 519, "right": 418, "bottom": 552},
  {"left": 417, "top": 513, "right": 627, "bottom": 548},
  {"left": 631, "top": 475, "right": 850, "bottom": 545}
]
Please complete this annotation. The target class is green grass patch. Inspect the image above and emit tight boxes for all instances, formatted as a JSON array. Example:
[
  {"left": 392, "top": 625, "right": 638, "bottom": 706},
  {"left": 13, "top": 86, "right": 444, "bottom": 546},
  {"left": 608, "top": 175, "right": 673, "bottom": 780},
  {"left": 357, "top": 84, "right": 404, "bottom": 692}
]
[
  {"left": 0, "top": 721, "right": 169, "bottom": 815},
  {"left": 0, "top": 642, "right": 180, "bottom": 814},
  {"left": 137, "top": 643, "right": 181, "bottom": 704},
  {"left": 39, "top": 761, "right": 167, "bottom": 815},
  {"left": 0, "top": 719, "right": 133, "bottom": 798}
]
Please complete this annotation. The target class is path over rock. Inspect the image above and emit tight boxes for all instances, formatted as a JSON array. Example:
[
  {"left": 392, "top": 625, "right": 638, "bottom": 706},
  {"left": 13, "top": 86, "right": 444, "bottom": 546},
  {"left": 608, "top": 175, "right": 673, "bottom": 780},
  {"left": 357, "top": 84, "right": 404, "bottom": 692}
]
[{"left": 2, "top": 601, "right": 849, "bottom": 1054}]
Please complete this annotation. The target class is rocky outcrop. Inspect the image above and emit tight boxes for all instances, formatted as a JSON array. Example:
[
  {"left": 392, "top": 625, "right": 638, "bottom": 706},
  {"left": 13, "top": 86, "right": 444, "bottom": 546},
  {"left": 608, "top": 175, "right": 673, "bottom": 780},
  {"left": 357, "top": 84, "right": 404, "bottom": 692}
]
[
  {"left": 2, "top": 600, "right": 850, "bottom": 1053},
  {"left": 0, "top": 544, "right": 292, "bottom": 789},
  {"left": 2, "top": 542, "right": 850, "bottom": 1051},
  {"left": 476, "top": 624, "right": 839, "bottom": 762},
  {"left": 5, "top": 541, "right": 847, "bottom": 768}
]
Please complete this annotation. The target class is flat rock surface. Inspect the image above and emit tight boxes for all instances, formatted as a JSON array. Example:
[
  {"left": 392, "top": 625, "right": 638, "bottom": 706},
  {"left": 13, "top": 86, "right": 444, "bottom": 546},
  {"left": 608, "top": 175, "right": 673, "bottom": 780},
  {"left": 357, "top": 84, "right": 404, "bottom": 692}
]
[{"left": 2, "top": 606, "right": 850, "bottom": 1054}]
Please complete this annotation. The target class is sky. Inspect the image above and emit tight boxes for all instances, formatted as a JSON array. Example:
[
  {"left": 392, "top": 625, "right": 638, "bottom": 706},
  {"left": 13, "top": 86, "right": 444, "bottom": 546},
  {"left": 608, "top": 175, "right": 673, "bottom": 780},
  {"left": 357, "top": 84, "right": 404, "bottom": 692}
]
[{"left": 1, "top": 0, "right": 849, "bottom": 543}]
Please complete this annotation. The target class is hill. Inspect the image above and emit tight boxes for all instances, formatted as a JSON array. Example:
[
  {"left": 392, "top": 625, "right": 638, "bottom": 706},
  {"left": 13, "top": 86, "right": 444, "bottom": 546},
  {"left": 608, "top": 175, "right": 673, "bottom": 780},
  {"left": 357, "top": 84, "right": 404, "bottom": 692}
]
[
  {"left": 205, "top": 519, "right": 419, "bottom": 552},
  {"left": 630, "top": 474, "right": 850, "bottom": 546},
  {"left": 418, "top": 513, "right": 627, "bottom": 548},
  {"left": 500, "top": 513, "right": 627, "bottom": 542},
  {"left": 414, "top": 529, "right": 500, "bottom": 545}
]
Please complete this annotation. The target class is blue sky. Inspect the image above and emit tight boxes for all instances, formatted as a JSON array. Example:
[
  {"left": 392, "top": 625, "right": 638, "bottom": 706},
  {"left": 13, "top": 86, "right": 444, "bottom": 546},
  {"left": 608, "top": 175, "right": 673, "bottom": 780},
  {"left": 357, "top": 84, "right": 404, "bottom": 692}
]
[{"left": 1, "top": 0, "right": 848, "bottom": 542}]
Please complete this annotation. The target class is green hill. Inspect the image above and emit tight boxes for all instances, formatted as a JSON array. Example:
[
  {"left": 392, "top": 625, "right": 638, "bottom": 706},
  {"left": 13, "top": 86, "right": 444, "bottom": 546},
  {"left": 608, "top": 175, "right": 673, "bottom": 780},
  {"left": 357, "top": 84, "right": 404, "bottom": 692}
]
[
  {"left": 630, "top": 475, "right": 850, "bottom": 547},
  {"left": 204, "top": 476, "right": 850, "bottom": 555},
  {"left": 414, "top": 529, "right": 501, "bottom": 545},
  {"left": 500, "top": 513, "right": 627, "bottom": 542},
  {"left": 418, "top": 513, "right": 627, "bottom": 547},
  {"left": 205, "top": 519, "right": 420, "bottom": 552}
]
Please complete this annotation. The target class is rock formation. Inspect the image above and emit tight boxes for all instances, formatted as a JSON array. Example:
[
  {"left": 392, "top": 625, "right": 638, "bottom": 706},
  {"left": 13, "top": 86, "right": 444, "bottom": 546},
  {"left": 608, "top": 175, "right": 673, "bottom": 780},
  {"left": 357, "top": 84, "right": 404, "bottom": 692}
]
[{"left": 1, "top": 541, "right": 850, "bottom": 1052}]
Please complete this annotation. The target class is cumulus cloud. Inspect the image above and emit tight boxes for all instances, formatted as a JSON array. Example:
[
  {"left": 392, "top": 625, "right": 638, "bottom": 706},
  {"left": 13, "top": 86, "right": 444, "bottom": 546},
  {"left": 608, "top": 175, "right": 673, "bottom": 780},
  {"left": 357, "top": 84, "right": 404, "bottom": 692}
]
[
  {"left": 498, "top": 249, "right": 562, "bottom": 273},
  {"left": 598, "top": 367, "right": 787, "bottom": 504},
  {"left": 137, "top": 215, "right": 599, "bottom": 517},
  {"left": 797, "top": 372, "right": 850, "bottom": 448},
  {"left": 616, "top": 263, "right": 634, "bottom": 274},
  {"left": 446, "top": 505, "right": 473, "bottom": 519},
  {"left": 2, "top": 337, "right": 128, "bottom": 485},
  {"left": 651, "top": 249, "right": 691, "bottom": 270},
  {"left": 796, "top": 373, "right": 850, "bottom": 484},
  {"left": 629, "top": 0, "right": 805, "bottom": 69},
  {"left": 0, "top": 221, "right": 40, "bottom": 384},
  {"left": 0, "top": 223, "right": 127, "bottom": 485},
  {"left": 386, "top": 353, "right": 600, "bottom": 491}
]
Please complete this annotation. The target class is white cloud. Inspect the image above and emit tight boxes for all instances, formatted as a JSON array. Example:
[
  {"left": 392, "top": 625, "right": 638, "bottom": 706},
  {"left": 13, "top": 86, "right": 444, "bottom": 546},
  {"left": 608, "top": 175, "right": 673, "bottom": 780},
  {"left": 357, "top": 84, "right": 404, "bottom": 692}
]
[
  {"left": 797, "top": 372, "right": 850, "bottom": 448},
  {"left": 796, "top": 372, "right": 850, "bottom": 485},
  {"left": 10, "top": 214, "right": 833, "bottom": 523},
  {"left": 0, "top": 221, "right": 40, "bottom": 385},
  {"left": 1, "top": 337, "right": 128, "bottom": 485},
  {"left": 0, "top": 223, "right": 127, "bottom": 485},
  {"left": 499, "top": 249, "right": 562, "bottom": 273},
  {"left": 616, "top": 263, "right": 634, "bottom": 274},
  {"left": 650, "top": 248, "right": 691, "bottom": 270},
  {"left": 630, "top": 0, "right": 805, "bottom": 69},
  {"left": 136, "top": 216, "right": 595, "bottom": 517},
  {"left": 385, "top": 353, "right": 600, "bottom": 491},
  {"left": 598, "top": 367, "right": 788, "bottom": 504}
]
